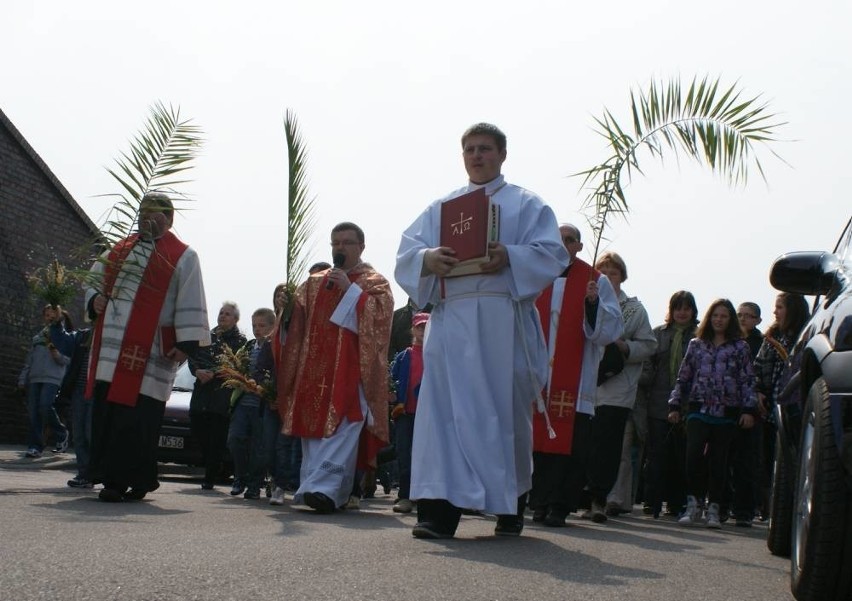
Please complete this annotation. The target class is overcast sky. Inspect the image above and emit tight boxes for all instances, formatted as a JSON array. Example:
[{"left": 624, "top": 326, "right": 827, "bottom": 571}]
[{"left": 4, "top": 0, "right": 850, "bottom": 331}]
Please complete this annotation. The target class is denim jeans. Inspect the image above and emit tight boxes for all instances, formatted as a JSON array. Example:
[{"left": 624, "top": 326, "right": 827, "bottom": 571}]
[
  {"left": 71, "top": 388, "right": 93, "bottom": 479},
  {"left": 228, "top": 402, "right": 265, "bottom": 490},
  {"left": 27, "top": 382, "right": 67, "bottom": 451},
  {"left": 262, "top": 407, "right": 302, "bottom": 490}
]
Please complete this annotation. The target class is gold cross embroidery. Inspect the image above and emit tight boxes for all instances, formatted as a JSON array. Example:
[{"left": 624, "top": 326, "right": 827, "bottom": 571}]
[
  {"left": 549, "top": 391, "right": 575, "bottom": 418},
  {"left": 317, "top": 377, "right": 329, "bottom": 397},
  {"left": 120, "top": 345, "right": 148, "bottom": 372}
]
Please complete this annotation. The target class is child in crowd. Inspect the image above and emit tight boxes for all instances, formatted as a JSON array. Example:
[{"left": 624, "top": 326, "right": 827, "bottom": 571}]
[
  {"left": 18, "top": 305, "right": 74, "bottom": 458},
  {"left": 228, "top": 308, "right": 276, "bottom": 500},
  {"left": 389, "top": 312, "right": 429, "bottom": 513},
  {"left": 668, "top": 298, "right": 757, "bottom": 528}
]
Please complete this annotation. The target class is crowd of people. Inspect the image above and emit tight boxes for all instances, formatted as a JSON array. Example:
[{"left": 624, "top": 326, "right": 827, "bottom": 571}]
[{"left": 16, "top": 123, "right": 809, "bottom": 539}]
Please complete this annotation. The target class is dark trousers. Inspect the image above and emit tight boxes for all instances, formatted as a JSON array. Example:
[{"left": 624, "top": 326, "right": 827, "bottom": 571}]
[
  {"left": 644, "top": 417, "right": 687, "bottom": 514},
  {"left": 685, "top": 419, "right": 736, "bottom": 504},
  {"left": 228, "top": 402, "right": 265, "bottom": 491},
  {"left": 530, "top": 413, "right": 592, "bottom": 513},
  {"left": 394, "top": 413, "right": 415, "bottom": 499},
  {"left": 586, "top": 405, "right": 631, "bottom": 505},
  {"left": 722, "top": 420, "right": 760, "bottom": 519},
  {"left": 89, "top": 382, "right": 165, "bottom": 493},
  {"left": 417, "top": 494, "right": 527, "bottom": 535},
  {"left": 190, "top": 411, "right": 230, "bottom": 484}
]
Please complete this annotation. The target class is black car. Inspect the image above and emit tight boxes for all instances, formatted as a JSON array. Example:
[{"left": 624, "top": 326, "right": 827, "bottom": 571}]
[
  {"left": 767, "top": 215, "right": 852, "bottom": 601},
  {"left": 157, "top": 362, "right": 204, "bottom": 466}
]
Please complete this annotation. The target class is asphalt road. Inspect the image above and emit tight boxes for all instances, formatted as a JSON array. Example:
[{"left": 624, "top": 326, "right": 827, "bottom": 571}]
[{"left": 0, "top": 463, "right": 793, "bottom": 601}]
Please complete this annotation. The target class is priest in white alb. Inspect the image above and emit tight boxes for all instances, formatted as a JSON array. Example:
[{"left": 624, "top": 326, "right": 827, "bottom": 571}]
[
  {"left": 395, "top": 123, "right": 569, "bottom": 539},
  {"left": 86, "top": 192, "right": 210, "bottom": 503}
]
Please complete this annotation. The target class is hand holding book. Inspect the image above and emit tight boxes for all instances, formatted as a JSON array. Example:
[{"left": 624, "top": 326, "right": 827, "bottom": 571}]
[
  {"left": 478, "top": 241, "right": 509, "bottom": 273},
  {"left": 422, "top": 247, "right": 459, "bottom": 277}
]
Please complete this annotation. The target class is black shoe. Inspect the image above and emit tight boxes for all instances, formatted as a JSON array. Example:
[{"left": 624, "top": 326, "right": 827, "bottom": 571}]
[
  {"left": 67, "top": 477, "right": 93, "bottom": 488},
  {"left": 412, "top": 521, "right": 454, "bottom": 539},
  {"left": 98, "top": 488, "right": 124, "bottom": 503},
  {"left": 544, "top": 510, "right": 567, "bottom": 527},
  {"left": 495, "top": 515, "right": 524, "bottom": 537},
  {"left": 123, "top": 489, "right": 147, "bottom": 501},
  {"left": 303, "top": 492, "right": 336, "bottom": 514},
  {"left": 201, "top": 481, "right": 214, "bottom": 490},
  {"left": 230, "top": 482, "right": 246, "bottom": 496},
  {"left": 532, "top": 508, "right": 547, "bottom": 523},
  {"left": 244, "top": 489, "right": 260, "bottom": 500}
]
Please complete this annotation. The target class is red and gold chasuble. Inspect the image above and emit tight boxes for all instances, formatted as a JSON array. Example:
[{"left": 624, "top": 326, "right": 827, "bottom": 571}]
[
  {"left": 533, "top": 259, "right": 597, "bottom": 455},
  {"left": 289, "top": 279, "right": 363, "bottom": 437},
  {"left": 85, "top": 231, "right": 188, "bottom": 406},
  {"left": 278, "top": 264, "right": 394, "bottom": 470}
]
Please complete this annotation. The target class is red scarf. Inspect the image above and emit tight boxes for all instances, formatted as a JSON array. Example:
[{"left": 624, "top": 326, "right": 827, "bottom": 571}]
[
  {"left": 85, "top": 231, "right": 188, "bottom": 406},
  {"left": 405, "top": 344, "right": 423, "bottom": 413},
  {"left": 533, "top": 259, "right": 596, "bottom": 455}
]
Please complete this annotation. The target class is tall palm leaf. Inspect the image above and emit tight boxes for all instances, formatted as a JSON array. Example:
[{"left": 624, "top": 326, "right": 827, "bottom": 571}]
[
  {"left": 283, "top": 110, "right": 318, "bottom": 308},
  {"left": 79, "top": 102, "right": 202, "bottom": 297},
  {"left": 574, "top": 76, "right": 786, "bottom": 264}
]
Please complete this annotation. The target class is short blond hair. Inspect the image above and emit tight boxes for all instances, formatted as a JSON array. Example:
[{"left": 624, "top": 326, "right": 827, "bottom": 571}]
[{"left": 595, "top": 251, "right": 628, "bottom": 282}]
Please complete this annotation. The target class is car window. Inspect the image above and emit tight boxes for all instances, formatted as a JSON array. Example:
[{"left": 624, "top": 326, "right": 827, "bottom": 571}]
[{"left": 173, "top": 362, "right": 195, "bottom": 389}]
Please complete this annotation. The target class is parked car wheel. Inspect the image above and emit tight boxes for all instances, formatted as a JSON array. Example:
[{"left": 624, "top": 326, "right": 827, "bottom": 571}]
[
  {"left": 768, "top": 426, "right": 793, "bottom": 557},
  {"left": 790, "top": 377, "right": 850, "bottom": 601}
]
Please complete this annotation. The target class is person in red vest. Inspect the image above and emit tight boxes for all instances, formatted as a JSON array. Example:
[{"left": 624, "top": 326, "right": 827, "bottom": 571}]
[
  {"left": 85, "top": 192, "right": 210, "bottom": 502},
  {"left": 528, "top": 224, "right": 623, "bottom": 527}
]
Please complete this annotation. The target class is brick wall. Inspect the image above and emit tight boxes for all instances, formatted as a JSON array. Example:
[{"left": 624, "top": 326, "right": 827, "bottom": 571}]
[{"left": 0, "top": 110, "right": 100, "bottom": 444}]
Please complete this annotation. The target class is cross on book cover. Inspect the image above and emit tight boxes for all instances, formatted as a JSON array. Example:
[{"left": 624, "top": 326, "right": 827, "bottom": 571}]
[{"left": 439, "top": 187, "right": 500, "bottom": 277}]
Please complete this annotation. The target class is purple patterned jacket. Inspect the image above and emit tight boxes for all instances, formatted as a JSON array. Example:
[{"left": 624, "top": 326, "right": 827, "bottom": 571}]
[{"left": 668, "top": 337, "right": 757, "bottom": 418}]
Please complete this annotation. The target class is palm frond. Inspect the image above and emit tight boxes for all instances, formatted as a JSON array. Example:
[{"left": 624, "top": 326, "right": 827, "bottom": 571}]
[
  {"left": 74, "top": 102, "right": 203, "bottom": 298},
  {"left": 97, "top": 101, "right": 203, "bottom": 249},
  {"left": 574, "top": 76, "right": 786, "bottom": 265},
  {"left": 283, "top": 109, "right": 318, "bottom": 295}
]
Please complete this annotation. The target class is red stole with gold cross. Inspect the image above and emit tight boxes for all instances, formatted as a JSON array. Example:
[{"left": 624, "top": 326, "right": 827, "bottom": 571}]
[
  {"left": 289, "top": 277, "right": 362, "bottom": 438},
  {"left": 533, "top": 259, "right": 597, "bottom": 455},
  {"left": 85, "top": 231, "right": 188, "bottom": 406}
]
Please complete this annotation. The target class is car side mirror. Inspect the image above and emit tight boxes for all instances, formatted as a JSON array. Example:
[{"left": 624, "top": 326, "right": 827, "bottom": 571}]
[{"left": 769, "top": 251, "right": 840, "bottom": 296}]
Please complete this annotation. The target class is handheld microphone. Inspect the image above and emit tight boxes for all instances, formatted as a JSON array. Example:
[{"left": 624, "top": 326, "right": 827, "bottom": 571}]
[{"left": 326, "top": 253, "right": 346, "bottom": 289}]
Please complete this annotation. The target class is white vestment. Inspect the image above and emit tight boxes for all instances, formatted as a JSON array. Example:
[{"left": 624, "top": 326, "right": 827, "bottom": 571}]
[
  {"left": 395, "top": 175, "right": 569, "bottom": 514},
  {"left": 86, "top": 238, "right": 210, "bottom": 402},
  {"left": 543, "top": 270, "right": 623, "bottom": 417}
]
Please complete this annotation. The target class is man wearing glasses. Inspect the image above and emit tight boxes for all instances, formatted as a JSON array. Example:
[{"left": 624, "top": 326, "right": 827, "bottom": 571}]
[
  {"left": 276, "top": 222, "right": 393, "bottom": 514},
  {"left": 736, "top": 302, "right": 763, "bottom": 359}
]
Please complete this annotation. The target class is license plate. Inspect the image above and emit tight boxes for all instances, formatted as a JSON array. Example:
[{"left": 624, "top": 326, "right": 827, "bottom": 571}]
[{"left": 158, "top": 435, "right": 184, "bottom": 449}]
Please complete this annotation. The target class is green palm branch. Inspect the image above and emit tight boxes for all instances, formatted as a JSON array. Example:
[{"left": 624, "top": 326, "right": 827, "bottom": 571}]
[
  {"left": 574, "top": 76, "right": 786, "bottom": 265},
  {"left": 77, "top": 102, "right": 203, "bottom": 297},
  {"left": 283, "top": 109, "right": 318, "bottom": 310}
]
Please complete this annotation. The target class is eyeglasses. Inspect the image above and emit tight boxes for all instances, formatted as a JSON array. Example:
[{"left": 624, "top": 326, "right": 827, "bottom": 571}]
[
  {"left": 737, "top": 313, "right": 758, "bottom": 319},
  {"left": 330, "top": 240, "right": 359, "bottom": 247}
]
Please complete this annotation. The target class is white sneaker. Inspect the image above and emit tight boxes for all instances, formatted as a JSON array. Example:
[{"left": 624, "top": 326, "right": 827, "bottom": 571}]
[
  {"left": 345, "top": 495, "right": 361, "bottom": 510},
  {"left": 269, "top": 487, "right": 285, "bottom": 506},
  {"left": 706, "top": 502, "right": 722, "bottom": 529},
  {"left": 678, "top": 495, "right": 700, "bottom": 525}
]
